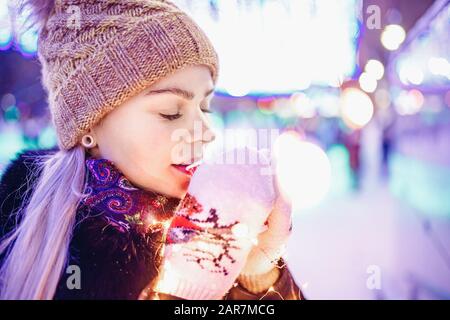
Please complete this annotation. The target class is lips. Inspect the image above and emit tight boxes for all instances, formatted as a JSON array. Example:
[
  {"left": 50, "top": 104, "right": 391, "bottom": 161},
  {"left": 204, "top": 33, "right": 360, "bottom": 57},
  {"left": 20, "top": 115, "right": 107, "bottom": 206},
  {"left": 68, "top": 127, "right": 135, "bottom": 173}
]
[{"left": 171, "top": 163, "right": 199, "bottom": 177}]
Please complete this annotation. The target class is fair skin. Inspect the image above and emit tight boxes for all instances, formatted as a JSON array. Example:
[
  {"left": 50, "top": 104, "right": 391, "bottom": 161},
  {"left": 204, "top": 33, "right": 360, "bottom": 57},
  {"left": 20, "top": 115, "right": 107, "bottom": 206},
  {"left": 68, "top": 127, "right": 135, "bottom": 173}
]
[{"left": 84, "top": 64, "right": 216, "bottom": 199}]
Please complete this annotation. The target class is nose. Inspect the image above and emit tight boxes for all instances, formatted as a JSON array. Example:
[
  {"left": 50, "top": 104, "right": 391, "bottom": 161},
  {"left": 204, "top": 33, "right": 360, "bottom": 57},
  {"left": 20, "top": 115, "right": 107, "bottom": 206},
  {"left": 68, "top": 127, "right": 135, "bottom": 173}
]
[
  {"left": 188, "top": 113, "right": 216, "bottom": 145},
  {"left": 202, "top": 121, "right": 216, "bottom": 144},
  {"left": 183, "top": 112, "right": 215, "bottom": 162}
]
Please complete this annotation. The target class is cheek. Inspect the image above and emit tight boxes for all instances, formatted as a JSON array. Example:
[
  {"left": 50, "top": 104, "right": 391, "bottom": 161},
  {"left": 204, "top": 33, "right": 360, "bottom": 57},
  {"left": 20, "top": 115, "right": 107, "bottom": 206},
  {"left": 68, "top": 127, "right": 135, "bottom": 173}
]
[
  {"left": 97, "top": 112, "right": 173, "bottom": 168},
  {"left": 95, "top": 108, "right": 191, "bottom": 195},
  {"left": 122, "top": 121, "right": 174, "bottom": 169}
]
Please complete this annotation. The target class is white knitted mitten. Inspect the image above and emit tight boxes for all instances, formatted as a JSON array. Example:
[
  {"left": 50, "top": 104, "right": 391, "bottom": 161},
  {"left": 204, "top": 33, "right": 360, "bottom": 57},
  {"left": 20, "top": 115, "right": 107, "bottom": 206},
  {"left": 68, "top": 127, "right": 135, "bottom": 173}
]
[
  {"left": 154, "top": 147, "right": 276, "bottom": 299},
  {"left": 239, "top": 148, "right": 293, "bottom": 277}
]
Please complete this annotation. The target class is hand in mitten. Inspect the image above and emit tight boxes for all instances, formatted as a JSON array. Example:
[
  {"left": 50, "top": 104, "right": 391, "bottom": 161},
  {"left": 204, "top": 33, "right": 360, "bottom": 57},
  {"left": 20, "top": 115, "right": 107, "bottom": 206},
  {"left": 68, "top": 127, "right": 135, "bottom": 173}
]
[
  {"left": 153, "top": 147, "right": 276, "bottom": 300},
  {"left": 238, "top": 149, "right": 293, "bottom": 291}
]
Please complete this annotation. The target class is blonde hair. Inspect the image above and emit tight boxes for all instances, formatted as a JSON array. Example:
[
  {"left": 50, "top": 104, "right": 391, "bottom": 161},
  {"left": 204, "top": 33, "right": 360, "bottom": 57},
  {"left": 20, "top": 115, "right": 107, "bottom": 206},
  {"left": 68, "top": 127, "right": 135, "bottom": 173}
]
[{"left": 0, "top": 146, "right": 86, "bottom": 299}]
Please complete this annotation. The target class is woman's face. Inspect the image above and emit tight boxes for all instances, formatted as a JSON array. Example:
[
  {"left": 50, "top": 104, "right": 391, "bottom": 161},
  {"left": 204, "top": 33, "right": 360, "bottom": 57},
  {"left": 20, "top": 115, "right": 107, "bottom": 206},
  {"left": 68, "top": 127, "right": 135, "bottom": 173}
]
[{"left": 87, "top": 64, "right": 216, "bottom": 199}]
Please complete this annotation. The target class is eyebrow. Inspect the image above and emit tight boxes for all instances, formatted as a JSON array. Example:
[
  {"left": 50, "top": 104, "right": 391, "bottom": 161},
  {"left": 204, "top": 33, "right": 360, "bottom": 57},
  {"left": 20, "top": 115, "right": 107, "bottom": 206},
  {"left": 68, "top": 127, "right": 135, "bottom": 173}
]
[{"left": 145, "top": 87, "right": 215, "bottom": 100}]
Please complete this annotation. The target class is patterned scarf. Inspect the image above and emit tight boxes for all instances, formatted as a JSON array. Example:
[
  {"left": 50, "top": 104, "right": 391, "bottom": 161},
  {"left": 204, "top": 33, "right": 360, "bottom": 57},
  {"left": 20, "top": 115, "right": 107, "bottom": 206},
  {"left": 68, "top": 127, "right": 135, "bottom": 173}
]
[{"left": 79, "top": 157, "right": 182, "bottom": 234}]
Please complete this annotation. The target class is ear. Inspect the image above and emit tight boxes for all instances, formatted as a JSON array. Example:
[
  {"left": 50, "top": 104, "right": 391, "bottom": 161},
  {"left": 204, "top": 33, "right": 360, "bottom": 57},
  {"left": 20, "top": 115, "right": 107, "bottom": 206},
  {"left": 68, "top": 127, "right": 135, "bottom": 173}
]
[
  {"left": 80, "top": 128, "right": 100, "bottom": 158},
  {"left": 87, "top": 128, "right": 98, "bottom": 142}
]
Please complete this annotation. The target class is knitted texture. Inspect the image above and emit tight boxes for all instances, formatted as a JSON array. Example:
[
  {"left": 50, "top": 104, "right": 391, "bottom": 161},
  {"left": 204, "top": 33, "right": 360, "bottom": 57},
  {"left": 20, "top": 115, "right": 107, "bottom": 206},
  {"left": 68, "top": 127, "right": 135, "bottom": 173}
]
[
  {"left": 37, "top": 0, "right": 219, "bottom": 150},
  {"left": 153, "top": 147, "right": 276, "bottom": 299},
  {"left": 237, "top": 266, "right": 280, "bottom": 294}
]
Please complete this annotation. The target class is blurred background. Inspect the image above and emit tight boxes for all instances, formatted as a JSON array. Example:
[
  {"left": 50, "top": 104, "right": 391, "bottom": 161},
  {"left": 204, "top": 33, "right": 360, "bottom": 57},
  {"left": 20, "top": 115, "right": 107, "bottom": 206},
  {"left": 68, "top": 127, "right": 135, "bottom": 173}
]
[{"left": 0, "top": 0, "right": 449, "bottom": 299}]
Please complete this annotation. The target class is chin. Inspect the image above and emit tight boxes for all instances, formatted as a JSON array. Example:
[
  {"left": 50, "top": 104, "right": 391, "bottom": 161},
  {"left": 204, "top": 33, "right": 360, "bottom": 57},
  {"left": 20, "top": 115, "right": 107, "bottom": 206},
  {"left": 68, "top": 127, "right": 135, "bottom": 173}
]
[
  {"left": 171, "top": 187, "right": 188, "bottom": 199},
  {"left": 157, "top": 183, "right": 186, "bottom": 199}
]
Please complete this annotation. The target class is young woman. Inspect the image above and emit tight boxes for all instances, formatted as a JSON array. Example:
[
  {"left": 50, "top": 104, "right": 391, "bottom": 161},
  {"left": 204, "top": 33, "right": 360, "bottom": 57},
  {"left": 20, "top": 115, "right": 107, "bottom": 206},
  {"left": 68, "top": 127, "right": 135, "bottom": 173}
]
[{"left": 0, "top": 0, "right": 304, "bottom": 300}]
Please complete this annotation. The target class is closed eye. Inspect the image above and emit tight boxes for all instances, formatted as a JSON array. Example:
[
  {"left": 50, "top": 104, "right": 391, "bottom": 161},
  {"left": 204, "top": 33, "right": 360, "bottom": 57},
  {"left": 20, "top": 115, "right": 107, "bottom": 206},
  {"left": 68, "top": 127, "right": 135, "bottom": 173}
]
[
  {"left": 159, "top": 113, "right": 182, "bottom": 120},
  {"left": 159, "top": 106, "right": 213, "bottom": 121}
]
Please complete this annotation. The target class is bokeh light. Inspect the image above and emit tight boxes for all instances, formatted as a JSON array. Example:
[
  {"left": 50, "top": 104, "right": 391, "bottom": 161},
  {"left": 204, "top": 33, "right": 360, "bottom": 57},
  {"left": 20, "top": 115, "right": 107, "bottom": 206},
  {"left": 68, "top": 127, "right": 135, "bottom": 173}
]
[
  {"left": 273, "top": 131, "right": 331, "bottom": 211},
  {"left": 394, "top": 89, "right": 424, "bottom": 115},
  {"left": 365, "top": 59, "right": 385, "bottom": 80},
  {"left": 339, "top": 88, "right": 374, "bottom": 129},
  {"left": 359, "top": 72, "right": 378, "bottom": 93},
  {"left": 381, "top": 24, "right": 406, "bottom": 51},
  {"left": 0, "top": 1, "right": 12, "bottom": 50},
  {"left": 175, "top": 0, "right": 359, "bottom": 95}
]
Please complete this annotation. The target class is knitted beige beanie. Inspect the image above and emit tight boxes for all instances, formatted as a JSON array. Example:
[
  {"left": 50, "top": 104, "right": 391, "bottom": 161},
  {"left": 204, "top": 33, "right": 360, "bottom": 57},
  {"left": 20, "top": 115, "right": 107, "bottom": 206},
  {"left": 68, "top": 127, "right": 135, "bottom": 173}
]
[{"left": 33, "top": 0, "right": 219, "bottom": 150}]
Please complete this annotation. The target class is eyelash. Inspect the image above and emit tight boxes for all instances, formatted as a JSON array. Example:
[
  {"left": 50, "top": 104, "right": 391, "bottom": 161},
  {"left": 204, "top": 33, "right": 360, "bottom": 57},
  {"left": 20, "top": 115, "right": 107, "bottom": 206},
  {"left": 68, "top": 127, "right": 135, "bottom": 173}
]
[{"left": 159, "top": 107, "right": 212, "bottom": 121}]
